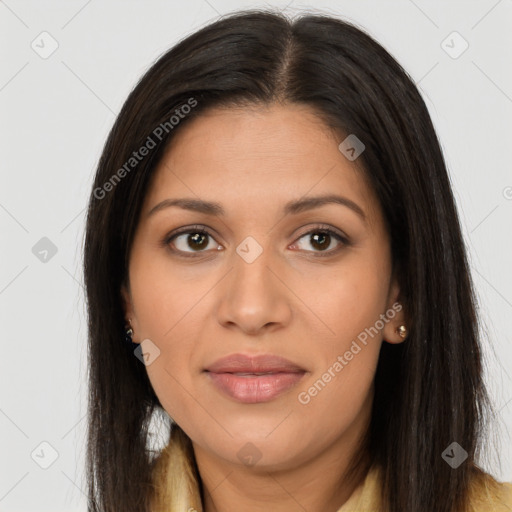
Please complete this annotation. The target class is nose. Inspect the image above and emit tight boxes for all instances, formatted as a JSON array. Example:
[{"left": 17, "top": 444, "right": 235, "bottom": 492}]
[{"left": 215, "top": 245, "right": 292, "bottom": 336}]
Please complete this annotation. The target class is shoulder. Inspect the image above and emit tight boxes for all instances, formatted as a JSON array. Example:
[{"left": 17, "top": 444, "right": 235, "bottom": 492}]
[
  {"left": 468, "top": 470, "right": 512, "bottom": 511},
  {"left": 337, "top": 465, "right": 512, "bottom": 512}
]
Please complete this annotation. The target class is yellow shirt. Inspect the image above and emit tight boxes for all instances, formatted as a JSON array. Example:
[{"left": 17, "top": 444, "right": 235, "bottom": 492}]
[
  {"left": 150, "top": 427, "right": 512, "bottom": 512},
  {"left": 336, "top": 464, "right": 512, "bottom": 512}
]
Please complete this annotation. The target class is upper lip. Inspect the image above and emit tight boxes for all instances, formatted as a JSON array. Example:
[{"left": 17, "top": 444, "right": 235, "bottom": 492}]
[{"left": 205, "top": 353, "right": 305, "bottom": 373}]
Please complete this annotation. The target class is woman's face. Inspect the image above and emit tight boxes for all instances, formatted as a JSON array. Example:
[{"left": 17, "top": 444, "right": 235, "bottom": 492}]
[{"left": 122, "top": 103, "right": 406, "bottom": 471}]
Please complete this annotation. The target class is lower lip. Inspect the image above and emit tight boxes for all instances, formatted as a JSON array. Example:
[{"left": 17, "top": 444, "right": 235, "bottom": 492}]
[{"left": 205, "top": 371, "right": 306, "bottom": 403}]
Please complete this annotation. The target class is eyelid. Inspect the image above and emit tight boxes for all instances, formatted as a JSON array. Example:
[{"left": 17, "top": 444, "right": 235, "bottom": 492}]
[
  {"left": 165, "top": 224, "right": 213, "bottom": 241},
  {"left": 294, "top": 223, "right": 348, "bottom": 243},
  {"left": 162, "top": 223, "right": 350, "bottom": 257}
]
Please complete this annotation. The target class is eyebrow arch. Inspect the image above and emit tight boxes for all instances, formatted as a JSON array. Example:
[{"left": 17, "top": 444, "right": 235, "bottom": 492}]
[
  {"left": 283, "top": 194, "right": 366, "bottom": 221},
  {"left": 147, "top": 194, "right": 366, "bottom": 222}
]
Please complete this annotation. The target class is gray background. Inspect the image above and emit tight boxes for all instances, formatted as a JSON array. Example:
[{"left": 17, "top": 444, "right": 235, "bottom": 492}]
[{"left": 1, "top": 0, "right": 511, "bottom": 510}]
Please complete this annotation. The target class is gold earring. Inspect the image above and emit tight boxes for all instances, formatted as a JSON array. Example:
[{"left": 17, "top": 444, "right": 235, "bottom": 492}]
[{"left": 396, "top": 325, "right": 408, "bottom": 339}]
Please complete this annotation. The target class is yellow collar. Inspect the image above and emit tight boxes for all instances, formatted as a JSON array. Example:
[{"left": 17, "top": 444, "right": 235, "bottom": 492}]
[{"left": 150, "top": 426, "right": 512, "bottom": 512}]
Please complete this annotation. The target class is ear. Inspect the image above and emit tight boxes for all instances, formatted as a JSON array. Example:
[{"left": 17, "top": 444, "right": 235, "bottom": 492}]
[
  {"left": 382, "top": 273, "right": 409, "bottom": 345},
  {"left": 121, "top": 283, "right": 139, "bottom": 343}
]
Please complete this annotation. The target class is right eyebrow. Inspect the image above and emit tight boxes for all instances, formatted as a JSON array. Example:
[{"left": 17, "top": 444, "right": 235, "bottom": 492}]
[{"left": 147, "top": 198, "right": 225, "bottom": 218}]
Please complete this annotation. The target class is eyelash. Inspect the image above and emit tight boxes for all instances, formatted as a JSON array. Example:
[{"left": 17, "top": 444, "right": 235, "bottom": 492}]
[{"left": 162, "top": 224, "right": 350, "bottom": 259}]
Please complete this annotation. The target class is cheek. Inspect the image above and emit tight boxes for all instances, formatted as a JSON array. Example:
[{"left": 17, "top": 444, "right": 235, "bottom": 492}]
[
  {"left": 135, "top": 289, "right": 200, "bottom": 428},
  {"left": 292, "top": 251, "right": 388, "bottom": 407},
  {"left": 129, "top": 250, "right": 192, "bottom": 338},
  {"left": 294, "top": 250, "right": 390, "bottom": 343},
  {"left": 294, "top": 302, "right": 382, "bottom": 439},
  {"left": 127, "top": 256, "right": 196, "bottom": 406}
]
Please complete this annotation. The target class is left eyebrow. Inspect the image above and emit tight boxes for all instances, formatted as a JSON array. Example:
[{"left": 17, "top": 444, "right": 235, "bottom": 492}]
[
  {"left": 283, "top": 194, "right": 366, "bottom": 222},
  {"left": 146, "top": 194, "right": 366, "bottom": 222}
]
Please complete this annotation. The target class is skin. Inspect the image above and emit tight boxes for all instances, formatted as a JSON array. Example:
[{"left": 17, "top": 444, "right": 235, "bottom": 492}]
[{"left": 122, "top": 103, "right": 407, "bottom": 512}]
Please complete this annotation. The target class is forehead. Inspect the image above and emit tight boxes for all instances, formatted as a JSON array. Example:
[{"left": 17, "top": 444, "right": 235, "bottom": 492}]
[
  {"left": 161, "top": 103, "right": 350, "bottom": 173},
  {"left": 144, "top": 103, "right": 381, "bottom": 230}
]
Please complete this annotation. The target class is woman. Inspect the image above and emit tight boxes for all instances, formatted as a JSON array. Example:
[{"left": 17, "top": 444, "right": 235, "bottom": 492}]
[{"left": 83, "top": 9, "right": 512, "bottom": 512}]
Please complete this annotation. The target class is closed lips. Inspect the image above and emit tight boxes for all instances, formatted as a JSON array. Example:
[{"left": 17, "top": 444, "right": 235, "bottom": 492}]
[
  {"left": 204, "top": 353, "right": 306, "bottom": 374},
  {"left": 204, "top": 354, "right": 307, "bottom": 404}
]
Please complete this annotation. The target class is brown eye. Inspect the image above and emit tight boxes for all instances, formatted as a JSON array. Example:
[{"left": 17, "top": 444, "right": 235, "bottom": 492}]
[
  {"left": 165, "top": 226, "right": 221, "bottom": 256},
  {"left": 182, "top": 232, "right": 210, "bottom": 251},
  {"left": 309, "top": 232, "right": 332, "bottom": 251},
  {"left": 292, "top": 226, "right": 349, "bottom": 256}
]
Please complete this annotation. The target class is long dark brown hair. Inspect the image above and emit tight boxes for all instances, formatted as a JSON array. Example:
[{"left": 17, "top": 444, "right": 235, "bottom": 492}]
[{"left": 83, "top": 9, "right": 497, "bottom": 511}]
